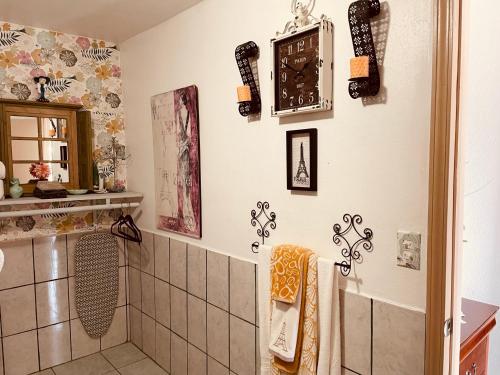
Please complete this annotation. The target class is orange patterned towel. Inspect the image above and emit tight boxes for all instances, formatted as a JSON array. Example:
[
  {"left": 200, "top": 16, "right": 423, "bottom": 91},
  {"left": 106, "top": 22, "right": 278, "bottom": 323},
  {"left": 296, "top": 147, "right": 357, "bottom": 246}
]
[
  {"left": 271, "top": 245, "right": 310, "bottom": 304},
  {"left": 272, "top": 253, "right": 319, "bottom": 375}
]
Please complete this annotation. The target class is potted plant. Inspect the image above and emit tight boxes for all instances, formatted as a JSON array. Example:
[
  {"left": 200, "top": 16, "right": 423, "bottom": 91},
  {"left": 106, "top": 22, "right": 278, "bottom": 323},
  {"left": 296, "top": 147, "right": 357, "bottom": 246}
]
[{"left": 28, "top": 162, "right": 51, "bottom": 183}]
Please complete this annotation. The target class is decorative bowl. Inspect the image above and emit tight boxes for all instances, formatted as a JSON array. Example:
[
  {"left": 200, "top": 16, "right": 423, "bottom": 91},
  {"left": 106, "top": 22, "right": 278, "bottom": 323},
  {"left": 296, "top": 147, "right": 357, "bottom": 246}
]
[{"left": 67, "top": 189, "right": 88, "bottom": 195}]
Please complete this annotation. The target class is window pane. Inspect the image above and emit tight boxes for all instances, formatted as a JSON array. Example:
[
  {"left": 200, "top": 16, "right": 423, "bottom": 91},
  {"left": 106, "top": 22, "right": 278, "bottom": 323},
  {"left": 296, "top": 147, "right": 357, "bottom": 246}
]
[
  {"left": 42, "top": 141, "right": 68, "bottom": 161},
  {"left": 10, "top": 116, "right": 38, "bottom": 137},
  {"left": 12, "top": 163, "right": 70, "bottom": 184},
  {"left": 12, "top": 164, "right": 34, "bottom": 184},
  {"left": 11, "top": 140, "right": 39, "bottom": 161},
  {"left": 41, "top": 118, "right": 67, "bottom": 139},
  {"left": 46, "top": 163, "right": 70, "bottom": 183}
]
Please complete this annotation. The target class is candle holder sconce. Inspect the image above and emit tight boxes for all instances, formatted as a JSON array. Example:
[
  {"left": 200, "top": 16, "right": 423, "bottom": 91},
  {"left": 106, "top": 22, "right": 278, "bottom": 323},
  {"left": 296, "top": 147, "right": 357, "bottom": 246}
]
[
  {"left": 348, "top": 0, "right": 381, "bottom": 99},
  {"left": 235, "top": 41, "right": 261, "bottom": 117}
]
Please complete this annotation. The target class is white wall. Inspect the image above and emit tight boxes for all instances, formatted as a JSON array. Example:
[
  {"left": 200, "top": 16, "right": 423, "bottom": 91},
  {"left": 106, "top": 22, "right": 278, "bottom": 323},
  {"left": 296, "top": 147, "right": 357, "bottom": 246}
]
[
  {"left": 461, "top": 0, "right": 500, "bottom": 371},
  {"left": 121, "top": 0, "right": 433, "bottom": 310}
]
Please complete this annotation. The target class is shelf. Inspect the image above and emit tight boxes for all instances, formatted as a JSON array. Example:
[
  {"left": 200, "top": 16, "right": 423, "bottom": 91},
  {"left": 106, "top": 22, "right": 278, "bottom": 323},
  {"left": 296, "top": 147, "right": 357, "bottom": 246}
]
[{"left": 0, "top": 192, "right": 143, "bottom": 207}]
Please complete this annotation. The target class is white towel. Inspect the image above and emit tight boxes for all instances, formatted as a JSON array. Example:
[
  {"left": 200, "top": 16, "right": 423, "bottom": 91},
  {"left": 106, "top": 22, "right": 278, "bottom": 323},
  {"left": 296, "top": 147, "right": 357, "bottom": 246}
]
[
  {"left": 258, "top": 245, "right": 273, "bottom": 375},
  {"left": 317, "top": 258, "right": 341, "bottom": 375},
  {"left": 268, "top": 277, "right": 303, "bottom": 361}
]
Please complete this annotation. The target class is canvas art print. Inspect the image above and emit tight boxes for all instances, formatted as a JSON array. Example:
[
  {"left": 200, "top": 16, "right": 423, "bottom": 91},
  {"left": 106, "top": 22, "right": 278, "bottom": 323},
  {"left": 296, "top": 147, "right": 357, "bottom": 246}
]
[
  {"left": 151, "top": 85, "right": 201, "bottom": 238},
  {"left": 287, "top": 129, "right": 317, "bottom": 191}
]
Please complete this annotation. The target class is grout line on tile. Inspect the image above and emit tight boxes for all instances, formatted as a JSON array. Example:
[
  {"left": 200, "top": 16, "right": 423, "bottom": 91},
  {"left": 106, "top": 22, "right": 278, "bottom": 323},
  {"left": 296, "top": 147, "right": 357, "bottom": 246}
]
[
  {"left": 341, "top": 365, "right": 362, "bottom": 375},
  {"left": 0, "top": 305, "right": 6, "bottom": 375},
  {"left": 228, "top": 257, "right": 231, "bottom": 372},
  {"left": 32, "top": 238, "right": 41, "bottom": 372},
  {"left": 370, "top": 298, "right": 374, "bottom": 375}
]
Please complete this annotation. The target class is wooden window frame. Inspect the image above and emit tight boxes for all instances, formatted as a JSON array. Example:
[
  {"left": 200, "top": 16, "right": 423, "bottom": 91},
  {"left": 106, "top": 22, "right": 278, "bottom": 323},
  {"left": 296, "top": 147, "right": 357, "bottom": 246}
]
[{"left": 0, "top": 99, "right": 88, "bottom": 195}]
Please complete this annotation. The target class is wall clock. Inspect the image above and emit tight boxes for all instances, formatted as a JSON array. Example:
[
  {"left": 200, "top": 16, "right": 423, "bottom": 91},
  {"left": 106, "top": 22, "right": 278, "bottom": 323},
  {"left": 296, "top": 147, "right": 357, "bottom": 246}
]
[{"left": 271, "top": 19, "right": 333, "bottom": 117}]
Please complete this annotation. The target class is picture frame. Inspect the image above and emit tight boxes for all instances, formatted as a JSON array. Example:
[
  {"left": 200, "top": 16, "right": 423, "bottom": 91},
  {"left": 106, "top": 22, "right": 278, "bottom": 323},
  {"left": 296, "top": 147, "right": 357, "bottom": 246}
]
[
  {"left": 286, "top": 128, "right": 317, "bottom": 191},
  {"left": 151, "top": 85, "right": 202, "bottom": 239}
]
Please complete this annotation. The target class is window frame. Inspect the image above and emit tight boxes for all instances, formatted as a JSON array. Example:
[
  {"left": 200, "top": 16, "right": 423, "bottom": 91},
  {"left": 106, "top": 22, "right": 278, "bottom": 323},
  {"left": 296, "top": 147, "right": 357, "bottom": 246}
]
[{"left": 0, "top": 100, "right": 83, "bottom": 195}]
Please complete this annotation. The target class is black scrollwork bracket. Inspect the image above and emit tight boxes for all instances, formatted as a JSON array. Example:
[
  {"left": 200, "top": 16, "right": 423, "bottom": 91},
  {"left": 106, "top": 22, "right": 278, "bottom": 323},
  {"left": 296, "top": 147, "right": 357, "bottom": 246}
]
[
  {"left": 348, "top": 0, "right": 381, "bottom": 98},
  {"left": 250, "top": 201, "right": 277, "bottom": 253},
  {"left": 235, "top": 41, "right": 261, "bottom": 116},
  {"left": 333, "top": 214, "right": 374, "bottom": 276}
]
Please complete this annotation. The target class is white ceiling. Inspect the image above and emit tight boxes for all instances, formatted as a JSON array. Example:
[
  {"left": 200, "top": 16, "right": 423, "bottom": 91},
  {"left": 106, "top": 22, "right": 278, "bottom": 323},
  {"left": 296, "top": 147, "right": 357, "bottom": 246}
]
[{"left": 0, "top": 0, "right": 202, "bottom": 43}]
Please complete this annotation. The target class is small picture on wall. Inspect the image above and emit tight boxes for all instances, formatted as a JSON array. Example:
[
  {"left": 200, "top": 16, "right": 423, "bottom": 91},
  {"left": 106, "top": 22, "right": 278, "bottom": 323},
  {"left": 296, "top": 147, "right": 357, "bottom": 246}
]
[
  {"left": 397, "top": 232, "right": 421, "bottom": 270},
  {"left": 286, "top": 129, "right": 317, "bottom": 191}
]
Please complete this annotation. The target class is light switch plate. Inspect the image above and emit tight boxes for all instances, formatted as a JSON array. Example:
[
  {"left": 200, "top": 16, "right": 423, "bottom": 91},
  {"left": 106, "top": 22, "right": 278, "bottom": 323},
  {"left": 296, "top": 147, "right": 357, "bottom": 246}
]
[{"left": 397, "top": 231, "right": 421, "bottom": 270}]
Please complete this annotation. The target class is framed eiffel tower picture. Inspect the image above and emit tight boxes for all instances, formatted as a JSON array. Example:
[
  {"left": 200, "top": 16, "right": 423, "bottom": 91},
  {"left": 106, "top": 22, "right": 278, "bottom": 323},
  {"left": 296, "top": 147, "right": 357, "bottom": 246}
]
[{"left": 286, "top": 128, "right": 317, "bottom": 191}]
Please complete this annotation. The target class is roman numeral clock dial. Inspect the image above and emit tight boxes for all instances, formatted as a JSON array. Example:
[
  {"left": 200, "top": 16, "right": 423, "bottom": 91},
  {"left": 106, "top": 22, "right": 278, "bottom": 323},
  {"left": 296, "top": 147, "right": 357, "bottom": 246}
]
[{"left": 271, "top": 20, "right": 333, "bottom": 117}]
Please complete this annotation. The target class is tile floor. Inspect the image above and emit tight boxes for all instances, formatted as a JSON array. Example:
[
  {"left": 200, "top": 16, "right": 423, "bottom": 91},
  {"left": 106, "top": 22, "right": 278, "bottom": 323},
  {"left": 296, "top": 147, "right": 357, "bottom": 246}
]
[{"left": 32, "top": 343, "right": 167, "bottom": 375}]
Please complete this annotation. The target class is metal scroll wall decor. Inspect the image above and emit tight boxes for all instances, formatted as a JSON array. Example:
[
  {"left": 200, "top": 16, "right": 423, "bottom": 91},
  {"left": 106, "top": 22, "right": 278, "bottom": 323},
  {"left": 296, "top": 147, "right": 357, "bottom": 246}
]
[
  {"left": 235, "top": 41, "right": 261, "bottom": 117},
  {"left": 347, "top": 0, "right": 381, "bottom": 98},
  {"left": 250, "top": 201, "right": 277, "bottom": 253},
  {"left": 333, "top": 214, "right": 374, "bottom": 276}
]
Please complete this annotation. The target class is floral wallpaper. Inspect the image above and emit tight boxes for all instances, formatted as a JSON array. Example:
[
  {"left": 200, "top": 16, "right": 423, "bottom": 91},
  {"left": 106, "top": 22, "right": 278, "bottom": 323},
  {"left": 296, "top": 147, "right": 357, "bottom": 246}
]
[{"left": 0, "top": 21, "right": 127, "bottom": 240}]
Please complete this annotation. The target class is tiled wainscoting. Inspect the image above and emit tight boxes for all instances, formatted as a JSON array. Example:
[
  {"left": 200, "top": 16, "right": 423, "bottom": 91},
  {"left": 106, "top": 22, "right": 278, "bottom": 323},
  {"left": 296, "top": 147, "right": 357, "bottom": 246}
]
[
  {"left": 128, "top": 231, "right": 426, "bottom": 375},
  {"left": 0, "top": 234, "right": 128, "bottom": 375}
]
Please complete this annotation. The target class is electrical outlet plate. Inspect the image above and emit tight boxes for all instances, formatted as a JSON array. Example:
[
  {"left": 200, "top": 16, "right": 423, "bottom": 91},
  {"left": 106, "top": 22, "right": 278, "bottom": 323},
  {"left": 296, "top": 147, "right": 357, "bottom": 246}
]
[{"left": 397, "top": 231, "right": 421, "bottom": 270}]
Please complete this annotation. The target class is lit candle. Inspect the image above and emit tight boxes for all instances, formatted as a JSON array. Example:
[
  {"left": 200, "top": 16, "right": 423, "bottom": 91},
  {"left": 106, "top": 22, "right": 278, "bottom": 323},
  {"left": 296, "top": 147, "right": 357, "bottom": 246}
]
[
  {"left": 237, "top": 85, "right": 252, "bottom": 102},
  {"left": 349, "top": 56, "right": 370, "bottom": 81}
]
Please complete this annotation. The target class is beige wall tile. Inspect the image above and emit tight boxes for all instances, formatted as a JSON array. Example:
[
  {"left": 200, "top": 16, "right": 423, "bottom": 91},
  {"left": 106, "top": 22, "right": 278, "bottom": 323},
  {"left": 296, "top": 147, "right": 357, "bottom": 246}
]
[
  {"left": 170, "top": 239, "right": 187, "bottom": 290},
  {"left": 171, "top": 334, "right": 187, "bottom": 375},
  {"left": 38, "top": 322, "right": 71, "bottom": 369},
  {"left": 118, "top": 266, "right": 126, "bottom": 307},
  {"left": 340, "top": 291, "right": 372, "bottom": 375},
  {"left": 70, "top": 318, "right": 100, "bottom": 359},
  {"left": 101, "top": 307, "right": 127, "bottom": 350},
  {"left": 154, "top": 235, "right": 169, "bottom": 282},
  {"left": 187, "top": 245, "right": 206, "bottom": 300},
  {"left": 68, "top": 277, "right": 77, "bottom": 319},
  {"left": 170, "top": 286, "right": 187, "bottom": 339},
  {"left": 341, "top": 368, "right": 359, "bottom": 375},
  {"left": 188, "top": 344, "right": 207, "bottom": 375},
  {"left": 155, "top": 278, "right": 170, "bottom": 328},
  {"left": 207, "top": 304, "right": 229, "bottom": 367},
  {"left": 229, "top": 316, "right": 255, "bottom": 375},
  {"left": 207, "top": 252, "right": 229, "bottom": 311},
  {"left": 129, "top": 267, "right": 141, "bottom": 309},
  {"left": 141, "top": 231, "right": 155, "bottom": 275},
  {"left": 141, "top": 272, "right": 155, "bottom": 318},
  {"left": 36, "top": 279, "right": 69, "bottom": 327},
  {"left": 102, "top": 342, "right": 146, "bottom": 368},
  {"left": 142, "top": 313, "right": 156, "bottom": 360},
  {"left": 66, "top": 233, "right": 84, "bottom": 277},
  {"left": 3, "top": 330, "right": 39, "bottom": 375},
  {"left": 0, "top": 239, "right": 34, "bottom": 290},
  {"left": 208, "top": 357, "right": 229, "bottom": 375},
  {"left": 229, "top": 258, "right": 255, "bottom": 324},
  {"left": 187, "top": 295, "right": 206, "bottom": 351},
  {"left": 156, "top": 323, "right": 171, "bottom": 372},
  {"left": 116, "top": 237, "right": 126, "bottom": 267},
  {"left": 127, "top": 241, "right": 141, "bottom": 270},
  {"left": 372, "top": 301, "right": 425, "bottom": 375},
  {"left": 130, "top": 306, "right": 142, "bottom": 349},
  {"left": 0, "top": 285, "right": 36, "bottom": 336},
  {"left": 34, "top": 236, "right": 68, "bottom": 283}
]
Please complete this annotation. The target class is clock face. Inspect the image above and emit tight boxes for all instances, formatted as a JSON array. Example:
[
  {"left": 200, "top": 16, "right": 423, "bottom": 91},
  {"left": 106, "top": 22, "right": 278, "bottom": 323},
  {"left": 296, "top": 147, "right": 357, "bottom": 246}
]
[{"left": 274, "top": 27, "right": 320, "bottom": 112}]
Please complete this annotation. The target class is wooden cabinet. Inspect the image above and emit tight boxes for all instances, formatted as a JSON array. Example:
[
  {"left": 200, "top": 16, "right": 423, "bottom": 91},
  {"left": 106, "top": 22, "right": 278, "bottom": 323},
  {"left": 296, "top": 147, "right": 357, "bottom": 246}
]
[
  {"left": 460, "top": 298, "right": 499, "bottom": 375},
  {"left": 0, "top": 99, "right": 93, "bottom": 194}
]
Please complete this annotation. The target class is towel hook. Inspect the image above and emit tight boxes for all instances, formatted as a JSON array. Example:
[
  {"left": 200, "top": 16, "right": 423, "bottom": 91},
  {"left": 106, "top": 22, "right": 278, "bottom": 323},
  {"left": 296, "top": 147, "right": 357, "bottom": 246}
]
[
  {"left": 332, "top": 213, "right": 374, "bottom": 276},
  {"left": 250, "top": 201, "right": 277, "bottom": 253}
]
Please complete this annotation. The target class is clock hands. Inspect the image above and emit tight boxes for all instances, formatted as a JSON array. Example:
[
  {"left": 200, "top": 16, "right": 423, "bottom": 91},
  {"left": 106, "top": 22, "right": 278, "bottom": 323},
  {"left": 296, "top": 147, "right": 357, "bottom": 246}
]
[{"left": 284, "top": 63, "right": 300, "bottom": 73}]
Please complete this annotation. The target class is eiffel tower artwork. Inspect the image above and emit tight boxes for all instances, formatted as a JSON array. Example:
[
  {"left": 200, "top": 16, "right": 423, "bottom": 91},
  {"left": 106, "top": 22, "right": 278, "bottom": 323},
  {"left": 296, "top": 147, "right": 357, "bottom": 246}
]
[
  {"left": 272, "top": 322, "right": 288, "bottom": 352},
  {"left": 295, "top": 142, "right": 309, "bottom": 179}
]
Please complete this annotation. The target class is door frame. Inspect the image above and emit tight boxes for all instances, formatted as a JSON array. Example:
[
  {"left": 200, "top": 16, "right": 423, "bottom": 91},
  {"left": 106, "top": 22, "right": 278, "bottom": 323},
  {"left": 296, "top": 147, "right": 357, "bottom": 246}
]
[{"left": 425, "top": 0, "right": 463, "bottom": 373}]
